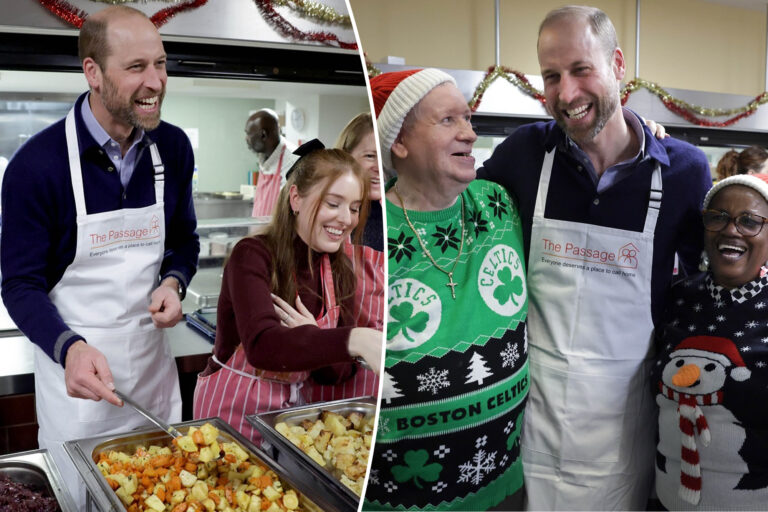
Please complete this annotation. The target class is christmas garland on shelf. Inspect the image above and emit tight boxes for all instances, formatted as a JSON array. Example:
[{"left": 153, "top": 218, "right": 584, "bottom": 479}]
[
  {"left": 253, "top": 0, "right": 357, "bottom": 50},
  {"left": 38, "top": 0, "right": 209, "bottom": 28},
  {"left": 369, "top": 63, "right": 768, "bottom": 128},
  {"left": 38, "top": 0, "right": 356, "bottom": 50},
  {"left": 272, "top": 0, "right": 351, "bottom": 26}
]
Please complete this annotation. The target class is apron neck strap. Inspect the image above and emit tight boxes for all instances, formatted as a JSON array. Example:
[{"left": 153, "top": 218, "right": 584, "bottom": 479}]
[
  {"left": 534, "top": 147, "right": 663, "bottom": 235},
  {"left": 148, "top": 142, "right": 165, "bottom": 204},
  {"left": 65, "top": 108, "right": 87, "bottom": 216},
  {"left": 65, "top": 107, "right": 166, "bottom": 212}
]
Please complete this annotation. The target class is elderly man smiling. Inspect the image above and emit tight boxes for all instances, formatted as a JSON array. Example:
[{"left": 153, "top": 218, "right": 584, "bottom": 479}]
[{"left": 363, "top": 69, "right": 529, "bottom": 511}]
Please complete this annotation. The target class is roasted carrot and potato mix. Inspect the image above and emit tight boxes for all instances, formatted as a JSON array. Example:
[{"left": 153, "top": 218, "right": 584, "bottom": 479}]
[
  {"left": 96, "top": 423, "right": 306, "bottom": 512},
  {"left": 274, "top": 411, "right": 373, "bottom": 496}
]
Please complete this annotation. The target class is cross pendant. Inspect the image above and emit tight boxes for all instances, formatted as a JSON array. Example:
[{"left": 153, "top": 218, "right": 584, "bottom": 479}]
[{"left": 446, "top": 272, "right": 457, "bottom": 299}]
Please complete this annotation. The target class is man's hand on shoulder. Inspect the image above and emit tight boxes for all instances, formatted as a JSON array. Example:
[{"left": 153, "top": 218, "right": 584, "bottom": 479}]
[
  {"left": 64, "top": 340, "right": 121, "bottom": 406},
  {"left": 149, "top": 277, "right": 183, "bottom": 328}
]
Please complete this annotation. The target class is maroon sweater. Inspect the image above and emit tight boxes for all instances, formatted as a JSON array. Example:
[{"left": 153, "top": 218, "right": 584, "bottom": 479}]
[{"left": 202, "top": 236, "right": 355, "bottom": 377}]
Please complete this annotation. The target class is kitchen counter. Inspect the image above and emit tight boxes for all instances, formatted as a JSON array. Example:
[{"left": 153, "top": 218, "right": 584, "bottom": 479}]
[{"left": 0, "top": 320, "right": 214, "bottom": 397}]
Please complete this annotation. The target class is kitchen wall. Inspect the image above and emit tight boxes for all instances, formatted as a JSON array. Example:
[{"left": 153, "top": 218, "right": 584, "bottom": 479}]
[
  {"left": 163, "top": 96, "right": 274, "bottom": 193},
  {"left": 350, "top": 0, "right": 767, "bottom": 96}
]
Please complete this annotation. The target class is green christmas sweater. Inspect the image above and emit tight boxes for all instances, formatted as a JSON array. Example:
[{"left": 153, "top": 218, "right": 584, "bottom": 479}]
[{"left": 363, "top": 179, "right": 529, "bottom": 511}]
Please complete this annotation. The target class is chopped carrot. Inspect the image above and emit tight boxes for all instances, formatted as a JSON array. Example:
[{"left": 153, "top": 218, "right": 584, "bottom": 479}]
[
  {"left": 156, "top": 487, "right": 166, "bottom": 503},
  {"left": 257, "top": 475, "right": 273, "bottom": 489},
  {"left": 184, "top": 461, "right": 197, "bottom": 473},
  {"left": 238, "top": 461, "right": 251, "bottom": 471},
  {"left": 261, "top": 498, "right": 271, "bottom": 510},
  {"left": 224, "top": 453, "right": 237, "bottom": 464},
  {"left": 208, "top": 491, "right": 221, "bottom": 505},
  {"left": 168, "top": 475, "right": 182, "bottom": 493},
  {"left": 106, "top": 477, "right": 119, "bottom": 490},
  {"left": 171, "top": 503, "right": 188, "bottom": 512},
  {"left": 192, "top": 429, "right": 205, "bottom": 445}
]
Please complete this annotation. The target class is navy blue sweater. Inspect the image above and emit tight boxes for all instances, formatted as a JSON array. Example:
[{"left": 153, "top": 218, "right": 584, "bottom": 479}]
[
  {"left": 477, "top": 116, "right": 711, "bottom": 326},
  {"left": 1, "top": 93, "right": 199, "bottom": 365}
]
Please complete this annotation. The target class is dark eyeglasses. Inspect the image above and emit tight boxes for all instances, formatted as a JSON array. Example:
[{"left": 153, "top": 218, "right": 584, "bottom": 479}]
[{"left": 702, "top": 209, "right": 768, "bottom": 237}]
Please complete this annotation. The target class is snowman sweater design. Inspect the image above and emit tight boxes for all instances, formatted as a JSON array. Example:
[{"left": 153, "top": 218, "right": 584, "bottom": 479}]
[{"left": 654, "top": 272, "right": 768, "bottom": 510}]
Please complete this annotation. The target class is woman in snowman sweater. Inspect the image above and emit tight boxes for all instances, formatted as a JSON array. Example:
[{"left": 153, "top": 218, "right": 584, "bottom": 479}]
[{"left": 653, "top": 174, "right": 768, "bottom": 510}]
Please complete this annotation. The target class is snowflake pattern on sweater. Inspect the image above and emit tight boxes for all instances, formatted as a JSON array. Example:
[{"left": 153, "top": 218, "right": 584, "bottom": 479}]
[
  {"left": 364, "top": 180, "right": 528, "bottom": 511},
  {"left": 653, "top": 272, "right": 768, "bottom": 510}
]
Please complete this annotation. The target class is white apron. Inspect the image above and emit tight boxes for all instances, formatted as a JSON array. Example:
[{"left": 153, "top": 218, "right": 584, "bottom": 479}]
[
  {"left": 522, "top": 149, "right": 660, "bottom": 510},
  {"left": 34, "top": 108, "right": 182, "bottom": 506}
]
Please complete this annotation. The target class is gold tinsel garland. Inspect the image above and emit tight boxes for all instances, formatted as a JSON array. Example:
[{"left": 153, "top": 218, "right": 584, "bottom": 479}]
[
  {"left": 272, "top": 0, "right": 351, "bottom": 26},
  {"left": 368, "top": 63, "right": 768, "bottom": 128}
]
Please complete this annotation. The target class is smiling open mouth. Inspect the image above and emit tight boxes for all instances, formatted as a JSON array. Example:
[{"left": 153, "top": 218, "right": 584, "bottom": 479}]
[
  {"left": 718, "top": 242, "right": 746, "bottom": 258},
  {"left": 565, "top": 104, "right": 591, "bottom": 120},
  {"left": 135, "top": 96, "right": 159, "bottom": 110}
]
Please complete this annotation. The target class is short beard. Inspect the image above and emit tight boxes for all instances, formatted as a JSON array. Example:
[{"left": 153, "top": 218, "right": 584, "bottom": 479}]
[
  {"left": 101, "top": 73, "right": 164, "bottom": 131},
  {"left": 552, "top": 82, "right": 619, "bottom": 144}
]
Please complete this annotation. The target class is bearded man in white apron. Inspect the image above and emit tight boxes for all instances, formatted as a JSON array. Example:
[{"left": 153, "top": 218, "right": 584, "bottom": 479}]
[
  {"left": 0, "top": 7, "right": 198, "bottom": 506},
  {"left": 478, "top": 6, "right": 711, "bottom": 510},
  {"left": 247, "top": 109, "right": 299, "bottom": 217}
]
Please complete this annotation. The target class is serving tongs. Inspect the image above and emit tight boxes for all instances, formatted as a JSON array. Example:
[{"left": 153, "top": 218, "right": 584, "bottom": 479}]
[
  {"left": 114, "top": 389, "right": 182, "bottom": 439},
  {"left": 114, "top": 390, "right": 226, "bottom": 460}
]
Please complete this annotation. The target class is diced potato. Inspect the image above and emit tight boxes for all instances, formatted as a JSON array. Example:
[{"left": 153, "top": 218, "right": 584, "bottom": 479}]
[
  {"left": 305, "top": 446, "right": 325, "bottom": 467},
  {"left": 144, "top": 494, "right": 165, "bottom": 511},
  {"left": 115, "top": 486, "right": 134, "bottom": 506},
  {"left": 199, "top": 446, "right": 214, "bottom": 463},
  {"left": 171, "top": 489, "right": 187, "bottom": 504},
  {"left": 263, "top": 485, "right": 281, "bottom": 501},
  {"left": 191, "top": 480, "right": 209, "bottom": 501},
  {"left": 236, "top": 489, "right": 251, "bottom": 509},
  {"left": 179, "top": 469, "right": 197, "bottom": 487},
  {"left": 348, "top": 412, "right": 364, "bottom": 429},
  {"left": 247, "top": 496, "right": 261, "bottom": 512},
  {"left": 177, "top": 435, "right": 198, "bottom": 452},
  {"left": 200, "top": 422, "right": 219, "bottom": 445},
  {"left": 202, "top": 498, "right": 216, "bottom": 512}
]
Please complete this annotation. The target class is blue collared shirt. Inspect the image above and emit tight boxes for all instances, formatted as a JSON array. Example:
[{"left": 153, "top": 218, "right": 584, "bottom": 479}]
[
  {"left": 80, "top": 93, "right": 146, "bottom": 188},
  {"left": 565, "top": 108, "right": 648, "bottom": 193}
]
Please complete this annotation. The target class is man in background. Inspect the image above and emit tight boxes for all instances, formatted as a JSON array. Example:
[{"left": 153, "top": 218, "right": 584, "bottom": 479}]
[
  {"left": 478, "top": 5, "right": 711, "bottom": 509},
  {"left": 246, "top": 108, "right": 298, "bottom": 216}
]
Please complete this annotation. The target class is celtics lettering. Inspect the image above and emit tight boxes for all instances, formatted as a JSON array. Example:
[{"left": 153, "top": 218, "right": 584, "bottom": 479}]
[
  {"left": 387, "top": 278, "right": 442, "bottom": 351},
  {"left": 478, "top": 244, "right": 527, "bottom": 317}
]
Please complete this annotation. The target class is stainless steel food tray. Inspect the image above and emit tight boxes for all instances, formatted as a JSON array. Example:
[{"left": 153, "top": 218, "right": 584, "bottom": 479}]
[
  {"left": 0, "top": 449, "right": 77, "bottom": 511},
  {"left": 248, "top": 397, "right": 376, "bottom": 512},
  {"left": 64, "top": 417, "right": 334, "bottom": 512}
]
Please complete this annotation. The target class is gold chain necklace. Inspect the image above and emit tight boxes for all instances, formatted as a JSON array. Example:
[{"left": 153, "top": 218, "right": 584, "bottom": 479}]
[{"left": 393, "top": 184, "right": 465, "bottom": 299}]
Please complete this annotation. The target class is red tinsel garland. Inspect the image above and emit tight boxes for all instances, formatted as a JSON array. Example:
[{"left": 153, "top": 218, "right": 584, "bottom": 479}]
[
  {"left": 38, "top": 0, "right": 86, "bottom": 28},
  {"left": 38, "top": 0, "right": 208, "bottom": 28},
  {"left": 253, "top": 0, "right": 357, "bottom": 50},
  {"left": 150, "top": 0, "right": 209, "bottom": 28}
]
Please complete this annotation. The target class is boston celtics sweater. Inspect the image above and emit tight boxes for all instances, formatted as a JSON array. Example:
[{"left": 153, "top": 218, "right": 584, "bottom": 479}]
[{"left": 363, "top": 179, "right": 529, "bottom": 511}]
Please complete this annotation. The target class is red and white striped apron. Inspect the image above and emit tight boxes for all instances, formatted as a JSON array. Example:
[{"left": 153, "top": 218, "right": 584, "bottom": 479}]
[
  {"left": 251, "top": 146, "right": 286, "bottom": 217},
  {"left": 194, "top": 253, "right": 375, "bottom": 443},
  {"left": 301, "top": 243, "right": 382, "bottom": 402}
]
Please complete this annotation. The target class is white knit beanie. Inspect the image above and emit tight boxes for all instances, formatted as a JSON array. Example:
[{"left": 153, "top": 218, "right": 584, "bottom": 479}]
[
  {"left": 370, "top": 68, "right": 457, "bottom": 173},
  {"left": 703, "top": 174, "right": 768, "bottom": 209}
]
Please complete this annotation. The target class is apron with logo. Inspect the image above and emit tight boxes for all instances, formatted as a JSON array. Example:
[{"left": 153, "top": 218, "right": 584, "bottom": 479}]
[
  {"left": 251, "top": 145, "right": 286, "bottom": 217},
  {"left": 193, "top": 253, "right": 373, "bottom": 443},
  {"left": 34, "top": 108, "right": 182, "bottom": 505},
  {"left": 522, "top": 149, "right": 660, "bottom": 510}
]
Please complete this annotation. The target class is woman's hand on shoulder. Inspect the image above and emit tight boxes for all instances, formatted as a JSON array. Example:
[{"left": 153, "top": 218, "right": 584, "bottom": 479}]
[{"left": 271, "top": 293, "right": 317, "bottom": 327}]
